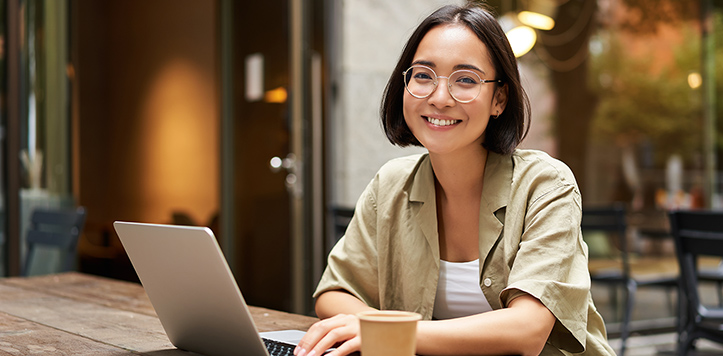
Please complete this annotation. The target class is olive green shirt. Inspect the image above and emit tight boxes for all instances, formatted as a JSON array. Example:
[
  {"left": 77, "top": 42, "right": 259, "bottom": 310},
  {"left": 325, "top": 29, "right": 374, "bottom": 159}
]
[{"left": 315, "top": 150, "right": 615, "bottom": 355}]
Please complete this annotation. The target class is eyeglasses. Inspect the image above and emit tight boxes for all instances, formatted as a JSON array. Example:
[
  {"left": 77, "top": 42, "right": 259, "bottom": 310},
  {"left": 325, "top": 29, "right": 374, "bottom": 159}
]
[{"left": 402, "top": 65, "right": 501, "bottom": 103}]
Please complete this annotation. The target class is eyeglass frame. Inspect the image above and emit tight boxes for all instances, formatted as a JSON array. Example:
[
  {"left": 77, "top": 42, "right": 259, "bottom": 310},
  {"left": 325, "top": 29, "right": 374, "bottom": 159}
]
[{"left": 401, "top": 64, "right": 502, "bottom": 103}]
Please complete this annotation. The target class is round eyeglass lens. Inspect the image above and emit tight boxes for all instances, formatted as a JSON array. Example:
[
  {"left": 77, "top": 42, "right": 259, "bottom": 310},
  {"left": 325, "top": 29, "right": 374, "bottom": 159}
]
[
  {"left": 448, "top": 70, "right": 482, "bottom": 102},
  {"left": 404, "top": 66, "right": 437, "bottom": 99}
]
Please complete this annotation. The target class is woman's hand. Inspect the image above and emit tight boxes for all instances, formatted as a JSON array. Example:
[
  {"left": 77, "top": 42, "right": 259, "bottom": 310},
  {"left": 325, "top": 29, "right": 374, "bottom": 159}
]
[{"left": 295, "top": 314, "right": 361, "bottom": 356}]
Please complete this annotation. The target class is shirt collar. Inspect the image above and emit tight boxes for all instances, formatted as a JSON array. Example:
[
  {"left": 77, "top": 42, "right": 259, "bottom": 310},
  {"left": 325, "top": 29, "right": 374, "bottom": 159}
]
[
  {"left": 481, "top": 151, "right": 512, "bottom": 215},
  {"left": 409, "top": 153, "right": 434, "bottom": 203},
  {"left": 408, "top": 151, "right": 512, "bottom": 212}
]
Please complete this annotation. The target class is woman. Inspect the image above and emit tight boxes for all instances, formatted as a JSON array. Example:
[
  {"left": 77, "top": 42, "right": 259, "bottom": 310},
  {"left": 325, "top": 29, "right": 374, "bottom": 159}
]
[{"left": 296, "top": 3, "right": 615, "bottom": 356}]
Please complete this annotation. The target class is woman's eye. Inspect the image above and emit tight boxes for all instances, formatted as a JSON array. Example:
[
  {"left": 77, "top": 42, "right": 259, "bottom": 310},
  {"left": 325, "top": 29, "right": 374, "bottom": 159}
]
[
  {"left": 456, "top": 76, "right": 478, "bottom": 85},
  {"left": 414, "top": 73, "right": 433, "bottom": 80}
]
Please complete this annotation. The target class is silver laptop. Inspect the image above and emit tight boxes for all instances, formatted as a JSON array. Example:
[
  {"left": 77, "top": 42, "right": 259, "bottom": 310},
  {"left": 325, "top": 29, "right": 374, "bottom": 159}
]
[{"left": 113, "top": 221, "right": 311, "bottom": 356}]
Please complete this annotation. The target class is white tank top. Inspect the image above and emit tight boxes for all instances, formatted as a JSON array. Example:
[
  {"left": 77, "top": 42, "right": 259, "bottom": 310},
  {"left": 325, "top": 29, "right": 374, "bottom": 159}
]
[{"left": 433, "top": 259, "right": 493, "bottom": 320}]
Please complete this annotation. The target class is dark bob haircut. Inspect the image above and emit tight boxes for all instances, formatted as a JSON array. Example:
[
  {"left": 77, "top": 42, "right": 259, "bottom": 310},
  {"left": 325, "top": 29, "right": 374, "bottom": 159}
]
[{"left": 380, "top": 2, "right": 530, "bottom": 155}]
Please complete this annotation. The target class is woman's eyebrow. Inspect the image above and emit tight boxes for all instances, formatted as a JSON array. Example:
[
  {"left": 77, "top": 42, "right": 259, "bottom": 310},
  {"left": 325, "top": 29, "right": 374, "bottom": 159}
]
[
  {"left": 410, "top": 60, "right": 487, "bottom": 75},
  {"left": 454, "top": 63, "right": 486, "bottom": 75},
  {"left": 411, "top": 60, "right": 435, "bottom": 67}
]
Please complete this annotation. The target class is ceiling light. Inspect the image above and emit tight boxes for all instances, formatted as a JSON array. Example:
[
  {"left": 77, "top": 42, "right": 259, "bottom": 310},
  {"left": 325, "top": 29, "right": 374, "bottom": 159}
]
[
  {"left": 506, "top": 26, "right": 537, "bottom": 57},
  {"left": 518, "top": 0, "right": 557, "bottom": 30},
  {"left": 518, "top": 10, "right": 555, "bottom": 31}
]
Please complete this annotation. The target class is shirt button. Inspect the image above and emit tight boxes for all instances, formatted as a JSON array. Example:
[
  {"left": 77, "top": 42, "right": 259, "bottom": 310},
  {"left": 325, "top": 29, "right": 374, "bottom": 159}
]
[{"left": 483, "top": 278, "right": 492, "bottom": 287}]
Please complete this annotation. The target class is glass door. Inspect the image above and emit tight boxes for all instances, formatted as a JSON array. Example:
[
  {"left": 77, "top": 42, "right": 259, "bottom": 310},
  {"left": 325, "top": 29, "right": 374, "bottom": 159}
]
[
  {"left": 223, "top": 0, "right": 326, "bottom": 314},
  {"left": 228, "top": 0, "right": 295, "bottom": 313}
]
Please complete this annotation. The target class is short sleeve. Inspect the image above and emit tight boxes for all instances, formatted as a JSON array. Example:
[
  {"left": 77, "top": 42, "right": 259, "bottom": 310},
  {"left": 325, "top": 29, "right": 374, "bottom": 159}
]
[{"left": 501, "top": 183, "right": 589, "bottom": 353}]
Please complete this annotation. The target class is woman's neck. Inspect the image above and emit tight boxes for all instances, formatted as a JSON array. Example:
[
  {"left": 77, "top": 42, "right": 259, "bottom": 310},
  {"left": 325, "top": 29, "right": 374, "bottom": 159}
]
[{"left": 429, "top": 148, "right": 488, "bottom": 200}]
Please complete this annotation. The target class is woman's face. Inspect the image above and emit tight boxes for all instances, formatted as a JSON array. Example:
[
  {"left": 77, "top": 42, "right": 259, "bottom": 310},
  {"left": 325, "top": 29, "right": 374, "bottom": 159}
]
[{"left": 403, "top": 24, "right": 507, "bottom": 157}]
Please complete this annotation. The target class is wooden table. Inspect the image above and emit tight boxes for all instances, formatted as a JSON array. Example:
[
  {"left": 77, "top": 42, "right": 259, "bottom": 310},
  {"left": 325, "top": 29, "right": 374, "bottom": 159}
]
[{"left": 0, "top": 272, "right": 318, "bottom": 355}]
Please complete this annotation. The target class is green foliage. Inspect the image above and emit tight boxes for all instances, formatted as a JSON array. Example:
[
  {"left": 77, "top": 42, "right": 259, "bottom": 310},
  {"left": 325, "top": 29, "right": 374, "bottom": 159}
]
[
  {"left": 619, "top": 0, "right": 699, "bottom": 34},
  {"left": 589, "top": 22, "right": 711, "bottom": 166}
]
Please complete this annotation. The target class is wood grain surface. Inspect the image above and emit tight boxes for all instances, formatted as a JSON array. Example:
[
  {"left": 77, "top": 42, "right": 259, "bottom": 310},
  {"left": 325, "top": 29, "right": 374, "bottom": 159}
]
[{"left": 0, "top": 272, "right": 318, "bottom": 355}]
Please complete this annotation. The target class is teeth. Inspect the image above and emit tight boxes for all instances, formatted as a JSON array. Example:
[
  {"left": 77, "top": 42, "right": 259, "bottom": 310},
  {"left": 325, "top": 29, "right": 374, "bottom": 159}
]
[{"left": 425, "top": 117, "right": 457, "bottom": 126}]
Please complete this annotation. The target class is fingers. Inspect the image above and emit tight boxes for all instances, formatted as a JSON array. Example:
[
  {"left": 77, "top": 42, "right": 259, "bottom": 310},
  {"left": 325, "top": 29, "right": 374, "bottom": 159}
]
[
  {"left": 297, "top": 314, "right": 349, "bottom": 352},
  {"left": 311, "top": 321, "right": 358, "bottom": 355},
  {"left": 295, "top": 314, "right": 360, "bottom": 356},
  {"left": 325, "top": 335, "right": 361, "bottom": 356}
]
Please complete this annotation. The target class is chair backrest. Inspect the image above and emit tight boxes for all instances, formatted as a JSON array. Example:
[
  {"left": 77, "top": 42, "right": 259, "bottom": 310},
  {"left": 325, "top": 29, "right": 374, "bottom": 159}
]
[
  {"left": 581, "top": 203, "right": 630, "bottom": 275},
  {"left": 331, "top": 206, "right": 354, "bottom": 242},
  {"left": 669, "top": 210, "right": 723, "bottom": 313},
  {"left": 23, "top": 206, "right": 87, "bottom": 276},
  {"left": 327, "top": 206, "right": 355, "bottom": 256}
]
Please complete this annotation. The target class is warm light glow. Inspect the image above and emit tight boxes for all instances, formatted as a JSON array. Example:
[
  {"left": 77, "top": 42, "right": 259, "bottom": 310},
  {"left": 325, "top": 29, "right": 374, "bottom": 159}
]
[
  {"left": 139, "top": 59, "right": 219, "bottom": 222},
  {"left": 506, "top": 26, "right": 537, "bottom": 57},
  {"left": 688, "top": 72, "right": 702, "bottom": 89},
  {"left": 518, "top": 11, "right": 555, "bottom": 31},
  {"left": 265, "top": 87, "right": 288, "bottom": 103}
]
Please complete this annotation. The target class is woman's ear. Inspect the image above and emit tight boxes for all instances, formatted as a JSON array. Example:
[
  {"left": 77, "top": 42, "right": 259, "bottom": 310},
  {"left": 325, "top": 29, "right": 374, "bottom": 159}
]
[{"left": 493, "top": 83, "right": 509, "bottom": 114}]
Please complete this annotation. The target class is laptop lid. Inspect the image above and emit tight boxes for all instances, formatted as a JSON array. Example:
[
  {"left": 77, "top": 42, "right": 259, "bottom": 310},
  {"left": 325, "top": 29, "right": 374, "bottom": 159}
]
[{"left": 113, "top": 221, "right": 284, "bottom": 356}]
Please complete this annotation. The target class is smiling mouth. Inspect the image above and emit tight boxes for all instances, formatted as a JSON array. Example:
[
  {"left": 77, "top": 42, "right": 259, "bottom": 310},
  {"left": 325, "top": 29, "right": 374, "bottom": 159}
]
[{"left": 424, "top": 116, "right": 460, "bottom": 126}]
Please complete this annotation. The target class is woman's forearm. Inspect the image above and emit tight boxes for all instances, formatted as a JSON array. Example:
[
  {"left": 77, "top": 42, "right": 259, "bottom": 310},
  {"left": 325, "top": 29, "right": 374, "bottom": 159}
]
[
  {"left": 316, "top": 292, "right": 555, "bottom": 356},
  {"left": 416, "top": 295, "right": 555, "bottom": 356},
  {"left": 315, "top": 290, "right": 376, "bottom": 319}
]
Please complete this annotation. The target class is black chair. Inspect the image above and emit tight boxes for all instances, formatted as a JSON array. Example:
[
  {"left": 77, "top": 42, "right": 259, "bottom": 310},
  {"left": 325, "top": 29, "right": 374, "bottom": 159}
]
[
  {"left": 669, "top": 210, "right": 723, "bottom": 355},
  {"left": 23, "top": 206, "right": 87, "bottom": 276},
  {"left": 330, "top": 206, "right": 354, "bottom": 242},
  {"left": 324, "top": 206, "right": 355, "bottom": 258},
  {"left": 582, "top": 204, "right": 677, "bottom": 356}
]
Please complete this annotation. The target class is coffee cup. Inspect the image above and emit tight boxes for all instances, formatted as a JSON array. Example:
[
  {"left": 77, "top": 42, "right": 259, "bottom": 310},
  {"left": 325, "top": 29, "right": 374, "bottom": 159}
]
[{"left": 357, "top": 310, "right": 422, "bottom": 356}]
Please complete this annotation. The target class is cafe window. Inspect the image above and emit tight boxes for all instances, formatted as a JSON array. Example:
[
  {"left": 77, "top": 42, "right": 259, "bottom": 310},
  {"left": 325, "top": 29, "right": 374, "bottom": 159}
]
[
  {"left": 19, "top": 0, "right": 75, "bottom": 275},
  {"left": 494, "top": 1, "right": 719, "bottom": 226},
  {"left": 585, "top": 1, "right": 715, "bottom": 212},
  {"left": 0, "top": 0, "right": 74, "bottom": 276}
]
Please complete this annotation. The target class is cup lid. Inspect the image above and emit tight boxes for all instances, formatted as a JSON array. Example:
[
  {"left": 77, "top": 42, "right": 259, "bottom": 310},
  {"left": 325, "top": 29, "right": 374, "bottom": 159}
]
[{"left": 357, "top": 310, "right": 422, "bottom": 322}]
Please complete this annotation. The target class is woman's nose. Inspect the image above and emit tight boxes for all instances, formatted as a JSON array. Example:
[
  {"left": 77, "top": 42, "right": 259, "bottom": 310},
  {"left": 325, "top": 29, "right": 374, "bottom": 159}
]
[{"left": 427, "top": 78, "right": 456, "bottom": 107}]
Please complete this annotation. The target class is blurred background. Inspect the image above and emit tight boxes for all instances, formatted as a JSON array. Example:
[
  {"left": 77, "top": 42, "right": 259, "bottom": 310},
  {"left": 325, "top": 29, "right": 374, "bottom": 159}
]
[{"left": 0, "top": 0, "right": 721, "bottom": 343}]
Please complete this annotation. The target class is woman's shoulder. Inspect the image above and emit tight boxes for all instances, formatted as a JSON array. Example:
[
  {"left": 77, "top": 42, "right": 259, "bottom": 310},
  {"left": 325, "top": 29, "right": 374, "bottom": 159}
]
[
  {"left": 367, "top": 153, "right": 431, "bottom": 199},
  {"left": 509, "top": 149, "right": 578, "bottom": 187},
  {"left": 376, "top": 153, "right": 428, "bottom": 179}
]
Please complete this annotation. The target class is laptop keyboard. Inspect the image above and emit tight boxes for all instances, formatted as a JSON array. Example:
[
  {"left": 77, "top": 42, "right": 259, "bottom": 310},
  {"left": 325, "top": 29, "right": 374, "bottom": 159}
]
[
  {"left": 263, "top": 338, "right": 296, "bottom": 356},
  {"left": 262, "top": 338, "right": 340, "bottom": 356}
]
